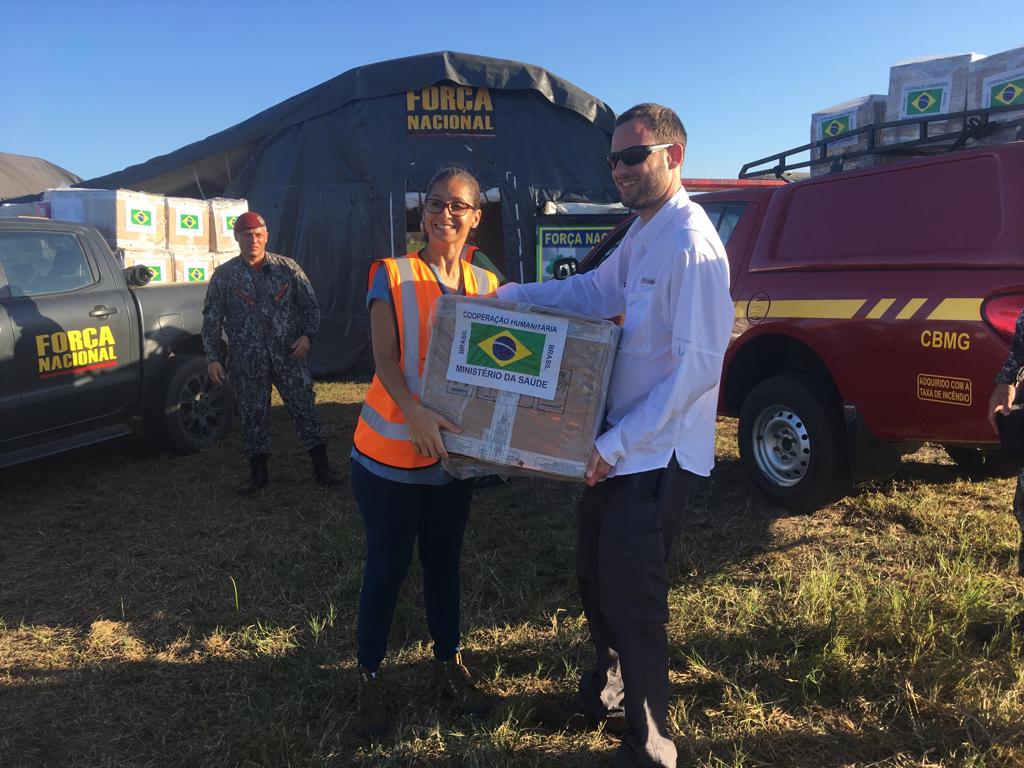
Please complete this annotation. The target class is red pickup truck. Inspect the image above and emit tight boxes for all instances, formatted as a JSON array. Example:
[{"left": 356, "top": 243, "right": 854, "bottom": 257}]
[{"left": 574, "top": 138, "right": 1024, "bottom": 511}]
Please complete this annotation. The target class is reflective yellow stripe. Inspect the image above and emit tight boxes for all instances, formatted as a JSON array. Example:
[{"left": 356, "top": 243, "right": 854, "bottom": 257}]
[
  {"left": 766, "top": 299, "right": 865, "bottom": 319},
  {"left": 865, "top": 298, "right": 895, "bottom": 319},
  {"left": 895, "top": 298, "right": 927, "bottom": 320},
  {"left": 927, "top": 298, "right": 983, "bottom": 322},
  {"left": 733, "top": 297, "right": 985, "bottom": 321}
]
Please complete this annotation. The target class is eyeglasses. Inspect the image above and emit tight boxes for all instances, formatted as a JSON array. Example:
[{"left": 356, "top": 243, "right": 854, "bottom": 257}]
[
  {"left": 606, "top": 143, "right": 675, "bottom": 170},
  {"left": 423, "top": 197, "right": 477, "bottom": 216}
]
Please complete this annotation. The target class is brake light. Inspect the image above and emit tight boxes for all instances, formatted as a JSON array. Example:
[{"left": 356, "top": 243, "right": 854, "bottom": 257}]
[{"left": 982, "top": 293, "right": 1024, "bottom": 343}]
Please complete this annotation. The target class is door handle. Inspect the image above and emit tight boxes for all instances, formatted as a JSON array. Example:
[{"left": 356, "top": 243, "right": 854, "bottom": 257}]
[{"left": 89, "top": 305, "right": 119, "bottom": 318}]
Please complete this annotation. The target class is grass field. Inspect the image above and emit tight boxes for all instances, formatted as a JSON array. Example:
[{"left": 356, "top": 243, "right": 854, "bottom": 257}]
[{"left": 2, "top": 380, "right": 1023, "bottom": 767}]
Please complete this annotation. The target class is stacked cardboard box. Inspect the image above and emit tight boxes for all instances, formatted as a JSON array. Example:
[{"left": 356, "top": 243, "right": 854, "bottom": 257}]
[
  {"left": 420, "top": 295, "right": 620, "bottom": 480},
  {"left": 167, "top": 196, "right": 213, "bottom": 285},
  {"left": 968, "top": 45, "right": 1024, "bottom": 145},
  {"left": 883, "top": 53, "right": 983, "bottom": 145},
  {"left": 810, "top": 95, "right": 887, "bottom": 177},
  {"left": 120, "top": 249, "right": 173, "bottom": 284},
  {"left": 166, "top": 196, "right": 210, "bottom": 250},
  {"left": 37, "top": 188, "right": 248, "bottom": 283},
  {"left": 174, "top": 254, "right": 215, "bottom": 284},
  {"left": 209, "top": 197, "right": 248, "bottom": 255},
  {"left": 44, "top": 188, "right": 167, "bottom": 249}
]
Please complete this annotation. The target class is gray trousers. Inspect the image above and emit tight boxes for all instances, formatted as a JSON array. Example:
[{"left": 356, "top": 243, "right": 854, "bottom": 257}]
[
  {"left": 575, "top": 458, "right": 694, "bottom": 768},
  {"left": 235, "top": 363, "right": 324, "bottom": 457}
]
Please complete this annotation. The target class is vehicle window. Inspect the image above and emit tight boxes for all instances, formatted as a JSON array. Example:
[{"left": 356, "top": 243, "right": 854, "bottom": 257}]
[
  {"left": 581, "top": 229, "right": 627, "bottom": 274},
  {"left": 700, "top": 202, "right": 724, "bottom": 228},
  {"left": 0, "top": 232, "right": 94, "bottom": 296},
  {"left": 697, "top": 201, "right": 747, "bottom": 246},
  {"left": 716, "top": 203, "right": 747, "bottom": 246}
]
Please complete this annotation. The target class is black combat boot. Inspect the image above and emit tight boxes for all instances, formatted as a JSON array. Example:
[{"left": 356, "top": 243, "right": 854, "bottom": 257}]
[
  {"left": 309, "top": 443, "right": 342, "bottom": 488},
  {"left": 238, "top": 453, "right": 269, "bottom": 496}
]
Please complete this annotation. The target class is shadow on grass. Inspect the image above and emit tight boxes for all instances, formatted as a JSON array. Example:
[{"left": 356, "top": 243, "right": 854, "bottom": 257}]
[{"left": 4, "top": 395, "right": 1018, "bottom": 766}]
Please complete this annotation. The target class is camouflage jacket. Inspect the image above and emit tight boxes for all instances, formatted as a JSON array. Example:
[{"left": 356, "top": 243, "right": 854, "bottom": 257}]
[
  {"left": 995, "top": 308, "right": 1024, "bottom": 385},
  {"left": 201, "top": 253, "right": 319, "bottom": 374}
]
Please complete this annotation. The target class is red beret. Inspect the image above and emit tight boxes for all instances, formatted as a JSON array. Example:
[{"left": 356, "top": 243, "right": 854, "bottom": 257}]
[{"left": 233, "top": 211, "right": 266, "bottom": 232}]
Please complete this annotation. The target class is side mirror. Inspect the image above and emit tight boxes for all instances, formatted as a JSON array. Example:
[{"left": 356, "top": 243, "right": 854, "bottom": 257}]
[
  {"left": 551, "top": 257, "right": 578, "bottom": 281},
  {"left": 124, "top": 264, "right": 154, "bottom": 287}
]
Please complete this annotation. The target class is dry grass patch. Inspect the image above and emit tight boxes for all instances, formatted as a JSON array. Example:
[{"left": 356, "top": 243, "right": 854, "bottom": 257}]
[{"left": 1, "top": 383, "right": 1022, "bottom": 766}]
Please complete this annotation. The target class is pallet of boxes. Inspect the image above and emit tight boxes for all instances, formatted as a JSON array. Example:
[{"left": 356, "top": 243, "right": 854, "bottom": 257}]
[
  {"left": 419, "top": 295, "right": 620, "bottom": 480},
  {"left": 809, "top": 43, "right": 1024, "bottom": 176},
  {"left": 40, "top": 188, "right": 248, "bottom": 284}
]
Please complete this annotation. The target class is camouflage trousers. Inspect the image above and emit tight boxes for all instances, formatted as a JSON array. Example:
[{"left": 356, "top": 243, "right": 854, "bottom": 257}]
[
  {"left": 235, "top": 363, "right": 324, "bottom": 457},
  {"left": 1013, "top": 472, "right": 1024, "bottom": 577}
]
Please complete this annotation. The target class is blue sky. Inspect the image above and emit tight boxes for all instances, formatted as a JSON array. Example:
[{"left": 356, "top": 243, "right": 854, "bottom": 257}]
[{"left": 1, "top": 1, "right": 1020, "bottom": 183}]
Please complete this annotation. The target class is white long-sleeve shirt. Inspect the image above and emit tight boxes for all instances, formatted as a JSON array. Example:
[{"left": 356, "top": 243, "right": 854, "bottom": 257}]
[{"left": 497, "top": 187, "right": 733, "bottom": 477}]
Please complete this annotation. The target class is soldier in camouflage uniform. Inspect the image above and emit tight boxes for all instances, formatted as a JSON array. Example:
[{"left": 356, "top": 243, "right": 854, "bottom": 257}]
[
  {"left": 202, "top": 211, "right": 340, "bottom": 495},
  {"left": 989, "top": 307, "right": 1024, "bottom": 577}
]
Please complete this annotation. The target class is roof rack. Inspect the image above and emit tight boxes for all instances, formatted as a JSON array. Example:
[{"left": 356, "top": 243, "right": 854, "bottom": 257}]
[{"left": 739, "top": 103, "right": 1024, "bottom": 181}]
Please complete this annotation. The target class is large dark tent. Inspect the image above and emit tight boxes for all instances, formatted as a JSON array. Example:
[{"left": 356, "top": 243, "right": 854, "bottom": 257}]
[
  {"left": 83, "top": 51, "right": 619, "bottom": 374},
  {"left": 0, "top": 152, "right": 81, "bottom": 199}
]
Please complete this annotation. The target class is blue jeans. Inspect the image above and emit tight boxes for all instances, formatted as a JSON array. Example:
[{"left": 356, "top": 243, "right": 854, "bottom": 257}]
[{"left": 351, "top": 459, "right": 474, "bottom": 672}]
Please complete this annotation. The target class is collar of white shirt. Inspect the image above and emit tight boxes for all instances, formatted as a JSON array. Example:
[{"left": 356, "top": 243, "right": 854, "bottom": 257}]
[{"left": 624, "top": 186, "right": 692, "bottom": 256}]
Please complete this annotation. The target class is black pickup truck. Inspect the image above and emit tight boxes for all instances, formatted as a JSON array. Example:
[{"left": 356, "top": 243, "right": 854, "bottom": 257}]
[{"left": 0, "top": 217, "right": 233, "bottom": 468}]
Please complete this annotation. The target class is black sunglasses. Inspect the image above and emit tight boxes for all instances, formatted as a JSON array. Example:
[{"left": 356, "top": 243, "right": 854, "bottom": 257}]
[{"left": 606, "top": 143, "right": 674, "bottom": 170}]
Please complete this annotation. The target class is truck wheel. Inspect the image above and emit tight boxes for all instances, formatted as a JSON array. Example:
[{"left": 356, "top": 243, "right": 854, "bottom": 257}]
[
  {"left": 738, "top": 374, "right": 850, "bottom": 513},
  {"left": 150, "top": 355, "right": 234, "bottom": 455},
  {"left": 944, "top": 446, "right": 1020, "bottom": 479}
]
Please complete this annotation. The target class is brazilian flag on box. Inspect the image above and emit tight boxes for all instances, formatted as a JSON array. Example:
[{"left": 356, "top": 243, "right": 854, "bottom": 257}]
[
  {"left": 188, "top": 266, "right": 207, "bottom": 282},
  {"left": 180, "top": 213, "right": 200, "bottom": 231},
  {"left": 148, "top": 265, "right": 163, "bottom": 282},
  {"left": 820, "top": 115, "right": 850, "bottom": 139},
  {"left": 992, "top": 78, "right": 1024, "bottom": 108},
  {"left": 906, "top": 87, "right": 943, "bottom": 115},
  {"left": 466, "top": 323, "right": 545, "bottom": 376},
  {"left": 131, "top": 208, "right": 153, "bottom": 227}
]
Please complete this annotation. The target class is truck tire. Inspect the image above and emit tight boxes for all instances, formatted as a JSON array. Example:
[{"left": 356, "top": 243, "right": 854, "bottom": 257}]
[
  {"left": 944, "top": 446, "right": 1019, "bottom": 479},
  {"left": 150, "top": 355, "right": 234, "bottom": 455},
  {"left": 738, "top": 374, "right": 850, "bottom": 513}
]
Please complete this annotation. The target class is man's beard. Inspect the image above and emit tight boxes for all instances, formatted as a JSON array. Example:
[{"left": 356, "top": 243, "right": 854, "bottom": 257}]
[{"left": 618, "top": 173, "right": 665, "bottom": 211}]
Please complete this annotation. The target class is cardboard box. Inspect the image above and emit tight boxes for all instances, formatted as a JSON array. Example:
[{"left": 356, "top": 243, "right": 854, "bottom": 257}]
[
  {"left": 882, "top": 53, "right": 983, "bottom": 145},
  {"left": 173, "top": 252, "right": 214, "bottom": 283},
  {"left": 119, "top": 248, "right": 172, "bottom": 284},
  {"left": 209, "top": 197, "right": 248, "bottom": 253},
  {"left": 420, "top": 295, "right": 619, "bottom": 480},
  {"left": 166, "top": 197, "right": 210, "bottom": 250},
  {"left": 968, "top": 45, "right": 1024, "bottom": 145},
  {"left": 0, "top": 201, "right": 50, "bottom": 218},
  {"left": 810, "top": 95, "right": 887, "bottom": 177},
  {"left": 44, "top": 188, "right": 166, "bottom": 248}
]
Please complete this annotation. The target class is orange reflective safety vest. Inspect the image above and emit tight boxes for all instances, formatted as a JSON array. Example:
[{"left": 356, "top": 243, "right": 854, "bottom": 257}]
[
  {"left": 462, "top": 245, "right": 478, "bottom": 263},
  {"left": 353, "top": 254, "right": 500, "bottom": 469}
]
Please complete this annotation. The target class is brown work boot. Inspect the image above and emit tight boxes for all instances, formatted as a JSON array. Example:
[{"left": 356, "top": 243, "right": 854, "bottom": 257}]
[
  {"left": 534, "top": 695, "right": 627, "bottom": 736},
  {"left": 434, "top": 651, "right": 493, "bottom": 716},
  {"left": 355, "top": 667, "right": 391, "bottom": 739}
]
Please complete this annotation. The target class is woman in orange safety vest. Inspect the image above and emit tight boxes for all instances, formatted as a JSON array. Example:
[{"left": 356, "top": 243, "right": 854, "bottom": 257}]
[{"left": 350, "top": 165, "right": 500, "bottom": 738}]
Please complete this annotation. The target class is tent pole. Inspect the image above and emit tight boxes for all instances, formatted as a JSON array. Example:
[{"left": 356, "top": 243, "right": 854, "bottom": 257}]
[{"left": 389, "top": 193, "right": 395, "bottom": 257}]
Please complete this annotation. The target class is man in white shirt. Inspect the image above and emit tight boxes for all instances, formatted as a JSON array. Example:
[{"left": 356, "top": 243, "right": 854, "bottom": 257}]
[{"left": 496, "top": 103, "right": 734, "bottom": 767}]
